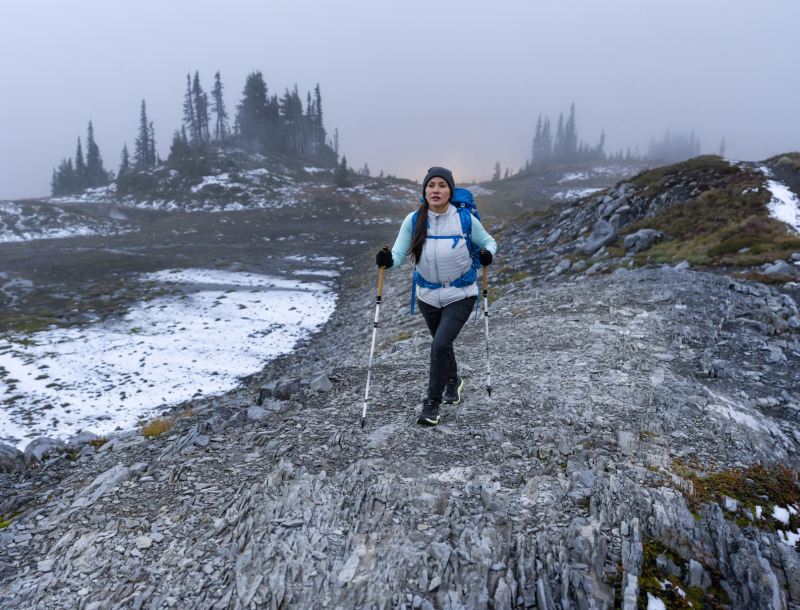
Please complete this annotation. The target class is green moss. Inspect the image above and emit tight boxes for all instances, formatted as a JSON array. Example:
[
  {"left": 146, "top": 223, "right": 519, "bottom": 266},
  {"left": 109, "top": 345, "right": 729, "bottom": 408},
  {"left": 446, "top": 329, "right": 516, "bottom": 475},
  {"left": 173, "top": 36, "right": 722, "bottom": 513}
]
[
  {"left": 628, "top": 155, "right": 738, "bottom": 195},
  {"left": 0, "top": 511, "right": 20, "bottom": 529},
  {"left": 766, "top": 152, "right": 800, "bottom": 172},
  {"left": 392, "top": 331, "right": 412, "bottom": 342},
  {"left": 509, "top": 271, "right": 530, "bottom": 283},
  {"left": 638, "top": 539, "right": 730, "bottom": 609},
  {"left": 677, "top": 463, "right": 800, "bottom": 533},
  {"left": 618, "top": 168, "right": 800, "bottom": 268}
]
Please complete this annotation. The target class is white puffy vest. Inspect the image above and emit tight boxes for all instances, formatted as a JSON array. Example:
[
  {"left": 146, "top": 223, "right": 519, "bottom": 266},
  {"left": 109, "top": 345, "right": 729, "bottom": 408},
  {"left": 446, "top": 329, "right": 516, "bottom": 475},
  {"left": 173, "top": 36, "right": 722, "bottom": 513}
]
[{"left": 416, "top": 206, "right": 478, "bottom": 308}]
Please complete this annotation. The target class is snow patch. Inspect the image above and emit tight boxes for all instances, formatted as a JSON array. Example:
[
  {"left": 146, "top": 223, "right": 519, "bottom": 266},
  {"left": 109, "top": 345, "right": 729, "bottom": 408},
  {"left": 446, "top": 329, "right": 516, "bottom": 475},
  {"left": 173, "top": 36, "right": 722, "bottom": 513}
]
[
  {"left": 0, "top": 268, "right": 335, "bottom": 449},
  {"left": 646, "top": 593, "right": 667, "bottom": 610},
  {"left": 552, "top": 188, "right": 603, "bottom": 202},
  {"left": 778, "top": 528, "right": 800, "bottom": 547},
  {"left": 766, "top": 180, "right": 800, "bottom": 233},
  {"left": 773, "top": 505, "right": 791, "bottom": 525}
]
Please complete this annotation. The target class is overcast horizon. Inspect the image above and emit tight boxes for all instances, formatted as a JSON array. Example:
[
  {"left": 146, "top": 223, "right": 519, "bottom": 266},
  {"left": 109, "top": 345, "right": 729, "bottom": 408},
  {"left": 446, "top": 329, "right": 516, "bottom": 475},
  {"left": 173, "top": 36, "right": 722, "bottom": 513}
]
[{"left": 1, "top": 0, "right": 799, "bottom": 200}]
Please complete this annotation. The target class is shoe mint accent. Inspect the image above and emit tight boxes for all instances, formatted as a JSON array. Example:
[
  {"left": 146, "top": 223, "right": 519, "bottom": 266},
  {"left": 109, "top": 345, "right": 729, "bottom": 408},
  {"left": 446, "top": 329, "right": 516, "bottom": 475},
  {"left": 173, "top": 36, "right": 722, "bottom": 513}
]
[
  {"left": 442, "top": 376, "right": 464, "bottom": 404},
  {"left": 410, "top": 188, "right": 482, "bottom": 316},
  {"left": 417, "top": 398, "right": 440, "bottom": 426}
]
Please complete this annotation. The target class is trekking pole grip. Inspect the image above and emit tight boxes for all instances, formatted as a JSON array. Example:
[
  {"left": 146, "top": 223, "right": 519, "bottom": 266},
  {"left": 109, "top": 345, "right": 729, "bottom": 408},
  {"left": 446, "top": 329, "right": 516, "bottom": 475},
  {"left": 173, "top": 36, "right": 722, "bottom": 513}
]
[{"left": 377, "top": 246, "right": 389, "bottom": 297}]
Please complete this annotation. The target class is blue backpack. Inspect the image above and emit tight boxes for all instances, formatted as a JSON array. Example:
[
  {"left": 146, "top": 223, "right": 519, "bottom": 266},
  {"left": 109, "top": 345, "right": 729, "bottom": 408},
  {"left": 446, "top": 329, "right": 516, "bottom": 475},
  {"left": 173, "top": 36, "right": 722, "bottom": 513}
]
[{"left": 409, "top": 187, "right": 482, "bottom": 315}]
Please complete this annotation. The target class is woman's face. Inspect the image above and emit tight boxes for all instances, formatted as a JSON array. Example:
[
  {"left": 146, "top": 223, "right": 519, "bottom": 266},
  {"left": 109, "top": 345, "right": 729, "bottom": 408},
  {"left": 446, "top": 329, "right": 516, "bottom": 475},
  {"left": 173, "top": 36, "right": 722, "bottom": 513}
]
[{"left": 425, "top": 177, "right": 451, "bottom": 211}]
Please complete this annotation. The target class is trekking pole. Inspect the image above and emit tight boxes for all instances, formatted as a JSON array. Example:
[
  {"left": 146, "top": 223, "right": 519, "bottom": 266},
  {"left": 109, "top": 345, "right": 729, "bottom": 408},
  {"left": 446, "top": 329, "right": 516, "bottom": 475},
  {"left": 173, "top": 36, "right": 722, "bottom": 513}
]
[
  {"left": 362, "top": 246, "right": 389, "bottom": 428},
  {"left": 482, "top": 265, "right": 492, "bottom": 397}
]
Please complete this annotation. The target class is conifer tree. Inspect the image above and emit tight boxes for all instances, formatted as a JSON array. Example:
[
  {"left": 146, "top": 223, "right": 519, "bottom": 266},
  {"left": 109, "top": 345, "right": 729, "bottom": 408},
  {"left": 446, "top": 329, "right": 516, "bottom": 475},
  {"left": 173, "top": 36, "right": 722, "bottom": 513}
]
[
  {"left": 52, "top": 158, "right": 76, "bottom": 195},
  {"left": 334, "top": 155, "right": 350, "bottom": 187},
  {"left": 168, "top": 129, "right": 192, "bottom": 162},
  {"left": 313, "top": 83, "right": 325, "bottom": 142},
  {"left": 554, "top": 113, "right": 565, "bottom": 162},
  {"left": 85, "top": 121, "right": 108, "bottom": 187},
  {"left": 183, "top": 73, "right": 197, "bottom": 144},
  {"left": 531, "top": 115, "right": 543, "bottom": 165},
  {"left": 564, "top": 103, "right": 578, "bottom": 162},
  {"left": 74, "top": 137, "right": 87, "bottom": 190},
  {"left": 595, "top": 130, "right": 606, "bottom": 161},
  {"left": 134, "top": 100, "right": 151, "bottom": 169},
  {"left": 148, "top": 121, "right": 157, "bottom": 166},
  {"left": 236, "top": 71, "right": 269, "bottom": 147},
  {"left": 542, "top": 117, "right": 552, "bottom": 162},
  {"left": 193, "top": 71, "right": 210, "bottom": 143},
  {"left": 492, "top": 162, "right": 501, "bottom": 181},
  {"left": 118, "top": 143, "right": 130, "bottom": 178},
  {"left": 212, "top": 71, "right": 228, "bottom": 141}
]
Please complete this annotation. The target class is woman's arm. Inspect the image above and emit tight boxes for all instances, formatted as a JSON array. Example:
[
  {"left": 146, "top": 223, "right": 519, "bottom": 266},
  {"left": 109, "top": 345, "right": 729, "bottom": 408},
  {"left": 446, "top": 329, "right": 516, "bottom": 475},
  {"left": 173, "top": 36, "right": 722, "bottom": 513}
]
[
  {"left": 470, "top": 217, "right": 497, "bottom": 255},
  {"left": 388, "top": 212, "right": 415, "bottom": 269}
]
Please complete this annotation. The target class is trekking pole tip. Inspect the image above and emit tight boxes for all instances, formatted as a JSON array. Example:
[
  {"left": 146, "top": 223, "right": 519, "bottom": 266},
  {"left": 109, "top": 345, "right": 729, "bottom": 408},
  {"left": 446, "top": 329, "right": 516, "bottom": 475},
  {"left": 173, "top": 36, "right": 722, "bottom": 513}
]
[
  {"left": 361, "top": 416, "right": 366, "bottom": 429},
  {"left": 487, "top": 386, "right": 492, "bottom": 397}
]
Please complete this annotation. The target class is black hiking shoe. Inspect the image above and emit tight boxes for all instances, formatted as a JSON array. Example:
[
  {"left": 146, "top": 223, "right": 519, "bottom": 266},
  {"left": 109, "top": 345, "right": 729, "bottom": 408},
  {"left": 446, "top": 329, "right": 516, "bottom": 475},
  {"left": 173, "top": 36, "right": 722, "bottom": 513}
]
[
  {"left": 442, "top": 376, "right": 464, "bottom": 404},
  {"left": 417, "top": 399, "right": 441, "bottom": 426}
]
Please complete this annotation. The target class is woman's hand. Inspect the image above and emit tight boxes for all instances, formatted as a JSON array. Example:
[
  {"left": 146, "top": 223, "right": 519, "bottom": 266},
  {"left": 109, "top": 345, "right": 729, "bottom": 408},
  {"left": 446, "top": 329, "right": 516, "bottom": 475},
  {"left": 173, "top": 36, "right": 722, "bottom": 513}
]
[
  {"left": 376, "top": 249, "right": 393, "bottom": 268},
  {"left": 478, "top": 249, "right": 493, "bottom": 266}
]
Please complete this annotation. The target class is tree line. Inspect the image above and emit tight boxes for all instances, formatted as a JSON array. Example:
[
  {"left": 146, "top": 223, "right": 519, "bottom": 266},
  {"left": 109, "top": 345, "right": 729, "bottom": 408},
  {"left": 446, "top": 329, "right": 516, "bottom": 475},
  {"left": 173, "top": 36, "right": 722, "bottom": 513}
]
[
  {"left": 50, "top": 122, "right": 112, "bottom": 196},
  {"left": 51, "top": 70, "right": 336, "bottom": 196},
  {"left": 490, "top": 102, "right": 713, "bottom": 180}
]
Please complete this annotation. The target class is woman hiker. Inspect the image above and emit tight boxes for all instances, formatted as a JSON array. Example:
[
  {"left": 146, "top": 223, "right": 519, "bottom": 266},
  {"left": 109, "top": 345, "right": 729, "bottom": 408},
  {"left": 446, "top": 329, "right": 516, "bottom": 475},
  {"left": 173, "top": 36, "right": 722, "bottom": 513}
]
[{"left": 375, "top": 166, "right": 497, "bottom": 426}]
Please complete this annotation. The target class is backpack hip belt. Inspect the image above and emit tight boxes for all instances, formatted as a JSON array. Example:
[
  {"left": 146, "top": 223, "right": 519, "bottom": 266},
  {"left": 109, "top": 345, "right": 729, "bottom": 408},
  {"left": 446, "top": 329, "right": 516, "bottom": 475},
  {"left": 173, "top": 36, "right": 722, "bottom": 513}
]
[{"left": 410, "top": 267, "right": 477, "bottom": 315}]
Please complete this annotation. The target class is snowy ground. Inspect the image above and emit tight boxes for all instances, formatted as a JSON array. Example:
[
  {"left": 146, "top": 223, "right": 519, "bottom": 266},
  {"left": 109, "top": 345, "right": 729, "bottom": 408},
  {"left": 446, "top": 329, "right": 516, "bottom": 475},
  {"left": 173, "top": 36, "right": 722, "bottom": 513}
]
[
  {"left": 557, "top": 165, "right": 642, "bottom": 184},
  {"left": 753, "top": 165, "right": 800, "bottom": 233},
  {"left": 0, "top": 200, "right": 133, "bottom": 243},
  {"left": 766, "top": 179, "right": 800, "bottom": 233},
  {"left": 0, "top": 268, "right": 336, "bottom": 448},
  {"left": 552, "top": 187, "right": 604, "bottom": 202}
]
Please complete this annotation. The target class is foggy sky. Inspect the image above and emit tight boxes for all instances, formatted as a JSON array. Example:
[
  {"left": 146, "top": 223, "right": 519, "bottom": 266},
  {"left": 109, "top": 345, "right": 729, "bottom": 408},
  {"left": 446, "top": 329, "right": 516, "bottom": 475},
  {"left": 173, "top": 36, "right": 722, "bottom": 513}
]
[{"left": 1, "top": 0, "right": 799, "bottom": 199}]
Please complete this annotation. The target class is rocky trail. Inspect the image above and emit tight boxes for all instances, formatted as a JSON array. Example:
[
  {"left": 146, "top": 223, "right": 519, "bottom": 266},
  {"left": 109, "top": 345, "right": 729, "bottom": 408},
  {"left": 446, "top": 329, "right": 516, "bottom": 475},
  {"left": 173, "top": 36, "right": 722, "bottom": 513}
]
[
  {"left": 2, "top": 255, "right": 800, "bottom": 608},
  {"left": 2, "top": 156, "right": 800, "bottom": 608}
]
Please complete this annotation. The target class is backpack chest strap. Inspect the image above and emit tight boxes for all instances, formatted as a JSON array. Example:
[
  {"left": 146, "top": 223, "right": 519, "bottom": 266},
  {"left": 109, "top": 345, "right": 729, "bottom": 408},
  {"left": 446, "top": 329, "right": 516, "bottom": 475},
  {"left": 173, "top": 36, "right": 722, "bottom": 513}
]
[{"left": 426, "top": 233, "right": 467, "bottom": 249}]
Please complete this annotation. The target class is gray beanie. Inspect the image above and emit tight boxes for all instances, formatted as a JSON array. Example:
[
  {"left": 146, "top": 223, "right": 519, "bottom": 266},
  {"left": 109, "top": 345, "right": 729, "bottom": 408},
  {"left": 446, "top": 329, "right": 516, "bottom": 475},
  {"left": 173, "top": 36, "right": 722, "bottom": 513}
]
[{"left": 422, "top": 166, "right": 455, "bottom": 201}]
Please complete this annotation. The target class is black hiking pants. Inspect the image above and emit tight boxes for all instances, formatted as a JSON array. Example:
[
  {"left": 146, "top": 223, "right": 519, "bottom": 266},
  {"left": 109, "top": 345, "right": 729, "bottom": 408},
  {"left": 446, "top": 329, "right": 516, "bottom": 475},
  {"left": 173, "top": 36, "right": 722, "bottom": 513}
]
[{"left": 417, "top": 296, "right": 477, "bottom": 403}]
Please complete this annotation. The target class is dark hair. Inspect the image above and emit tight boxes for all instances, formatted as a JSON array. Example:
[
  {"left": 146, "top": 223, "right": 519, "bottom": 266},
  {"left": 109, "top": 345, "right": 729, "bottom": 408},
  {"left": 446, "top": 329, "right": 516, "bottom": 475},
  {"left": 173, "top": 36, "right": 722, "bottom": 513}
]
[{"left": 408, "top": 202, "right": 428, "bottom": 265}]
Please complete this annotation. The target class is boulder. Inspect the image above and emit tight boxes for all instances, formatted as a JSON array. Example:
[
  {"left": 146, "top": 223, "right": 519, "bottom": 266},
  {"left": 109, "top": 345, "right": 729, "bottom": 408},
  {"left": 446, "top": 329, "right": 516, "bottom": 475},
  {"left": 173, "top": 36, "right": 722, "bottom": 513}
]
[
  {"left": 624, "top": 229, "right": 663, "bottom": 253},
  {"left": 553, "top": 259, "right": 572, "bottom": 276},
  {"left": 23, "top": 437, "right": 66, "bottom": 462},
  {"left": 309, "top": 372, "right": 333, "bottom": 392},
  {"left": 273, "top": 378, "right": 302, "bottom": 400},
  {"left": 0, "top": 442, "right": 27, "bottom": 473},
  {"left": 246, "top": 406, "right": 269, "bottom": 421},
  {"left": 582, "top": 220, "right": 617, "bottom": 256},
  {"left": 762, "top": 260, "right": 796, "bottom": 276},
  {"left": 544, "top": 227, "right": 562, "bottom": 246},
  {"left": 66, "top": 430, "right": 101, "bottom": 448}
]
